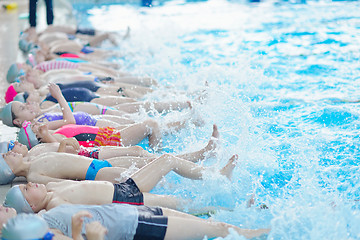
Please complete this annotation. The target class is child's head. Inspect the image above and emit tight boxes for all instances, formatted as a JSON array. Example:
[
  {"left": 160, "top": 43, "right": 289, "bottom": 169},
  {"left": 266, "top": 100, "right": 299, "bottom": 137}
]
[
  {"left": 0, "top": 101, "right": 39, "bottom": 128},
  {"left": 4, "top": 183, "right": 47, "bottom": 213},
  {"left": 1, "top": 213, "right": 54, "bottom": 240}
]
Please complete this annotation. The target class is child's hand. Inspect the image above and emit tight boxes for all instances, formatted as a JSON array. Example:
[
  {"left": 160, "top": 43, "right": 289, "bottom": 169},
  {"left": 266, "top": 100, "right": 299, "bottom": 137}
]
[
  {"left": 65, "top": 137, "right": 80, "bottom": 151},
  {"left": 71, "top": 211, "right": 92, "bottom": 240},
  {"left": 85, "top": 221, "right": 108, "bottom": 240},
  {"left": 48, "top": 82, "right": 62, "bottom": 99}
]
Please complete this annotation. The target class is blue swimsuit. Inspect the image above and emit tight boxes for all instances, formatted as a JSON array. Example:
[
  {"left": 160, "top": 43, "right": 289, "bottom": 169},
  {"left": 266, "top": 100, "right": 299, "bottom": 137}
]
[
  {"left": 44, "top": 87, "right": 99, "bottom": 103},
  {"left": 85, "top": 159, "right": 112, "bottom": 180}
]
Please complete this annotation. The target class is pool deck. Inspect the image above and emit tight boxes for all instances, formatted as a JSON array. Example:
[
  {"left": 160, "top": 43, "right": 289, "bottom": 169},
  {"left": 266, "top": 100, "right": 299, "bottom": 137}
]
[{"left": 0, "top": 0, "right": 75, "bottom": 202}]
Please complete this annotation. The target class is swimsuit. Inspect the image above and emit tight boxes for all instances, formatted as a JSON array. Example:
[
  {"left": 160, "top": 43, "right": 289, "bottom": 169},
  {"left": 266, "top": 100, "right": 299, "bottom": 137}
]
[
  {"left": 54, "top": 124, "right": 122, "bottom": 147},
  {"left": 80, "top": 46, "right": 95, "bottom": 54},
  {"left": 112, "top": 178, "right": 144, "bottom": 205},
  {"left": 78, "top": 147, "right": 100, "bottom": 159},
  {"left": 35, "top": 60, "right": 79, "bottom": 72},
  {"left": 43, "top": 204, "right": 167, "bottom": 239},
  {"left": 44, "top": 87, "right": 99, "bottom": 103},
  {"left": 85, "top": 159, "right": 112, "bottom": 180},
  {"left": 134, "top": 206, "right": 168, "bottom": 240},
  {"left": 37, "top": 112, "right": 98, "bottom": 126},
  {"left": 75, "top": 28, "right": 96, "bottom": 36},
  {"left": 56, "top": 81, "right": 101, "bottom": 92}
]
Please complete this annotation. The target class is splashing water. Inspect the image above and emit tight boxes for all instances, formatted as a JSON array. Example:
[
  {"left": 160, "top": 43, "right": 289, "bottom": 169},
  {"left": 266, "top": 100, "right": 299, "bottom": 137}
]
[{"left": 73, "top": 0, "right": 360, "bottom": 238}]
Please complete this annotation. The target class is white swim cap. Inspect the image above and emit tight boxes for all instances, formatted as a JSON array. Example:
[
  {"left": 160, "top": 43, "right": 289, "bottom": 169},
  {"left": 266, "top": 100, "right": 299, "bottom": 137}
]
[
  {"left": 2, "top": 213, "right": 54, "bottom": 240},
  {"left": 3, "top": 185, "right": 33, "bottom": 213}
]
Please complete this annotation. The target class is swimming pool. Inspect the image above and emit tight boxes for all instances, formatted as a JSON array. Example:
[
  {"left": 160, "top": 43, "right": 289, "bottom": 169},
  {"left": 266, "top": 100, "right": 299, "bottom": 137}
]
[{"left": 72, "top": 0, "right": 360, "bottom": 238}]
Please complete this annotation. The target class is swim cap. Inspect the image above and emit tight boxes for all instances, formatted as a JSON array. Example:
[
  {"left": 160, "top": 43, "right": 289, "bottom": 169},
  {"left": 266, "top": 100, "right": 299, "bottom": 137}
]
[
  {"left": 5, "top": 84, "right": 18, "bottom": 103},
  {"left": 6, "top": 64, "right": 19, "bottom": 84},
  {"left": 0, "top": 154, "right": 16, "bottom": 185},
  {"left": 2, "top": 214, "right": 53, "bottom": 240},
  {"left": 3, "top": 186, "right": 33, "bottom": 213},
  {"left": 17, "top": 121, "right": 39, "bottom": 149},
  {"left": 18, "top": 39, "right": 31, "bottom": 53},
  {"left": 0, "top": 142, "right": 8, "bottom": 153},
  {"left": 13, "top": 92, "right": 26, "bottom": 103},
  {"left": 0, "top": 102, "right": 14, "bottom": 127}
]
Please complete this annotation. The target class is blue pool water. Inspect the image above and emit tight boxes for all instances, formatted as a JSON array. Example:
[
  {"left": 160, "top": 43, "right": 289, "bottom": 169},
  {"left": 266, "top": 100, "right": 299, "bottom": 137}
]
[{"left": 73, "top": 0, "right": 360, "bottom": 239}]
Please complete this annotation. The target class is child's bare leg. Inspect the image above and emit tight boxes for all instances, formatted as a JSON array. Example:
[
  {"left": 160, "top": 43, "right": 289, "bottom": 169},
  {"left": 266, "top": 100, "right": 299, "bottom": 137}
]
[
  {"left": 144, "top": 194, "right": 226, "bottom": 214},
  {"left": 165, "top": 217, "right": 270, "bottom": 240},
  {"left": 98, "top": 146, "right": 154, "bottom": 159},
  {"left": 142, "top": 193, "right": 190, "bottom": 210},
  {"left": 99, "top": 115, "right": 135, "bottom": 125},
  {"left": 95, "top": 167, "right": 128, "bottom": 183},
  {"left": 87, "top": 33, "right": 110, "bottom": 47},
  {"left": 113, "top": 101, "right": 191, "bottom": 114},
  {"left": 114, "top": 82, "right": 153, "bottom": 94},
  {"left": 176, "top": 124, "right": 219, "bottom": 162},
  {"left": 95, "top": 119, "right": 125, "bottom": 128},
  {"left": 108, "top": 156, "right": 153, "bottom": 168},
  {"left": 131, "top": 153, "right": 237, "bottom": 192},
  {"left": 91, "top": 96, "right": 137, "bottom": 106},
  {"left": 220, "top": 154, "right": 238, "bottom": 180},
  {"left": 120, "top": 119, "right": 162, "bottom": 149},
  {"left": 114, "top": 76, "right": 158, "bottom": 87},
  {"left": 73, "top": 102, "right": 102, "bottom": 114}
]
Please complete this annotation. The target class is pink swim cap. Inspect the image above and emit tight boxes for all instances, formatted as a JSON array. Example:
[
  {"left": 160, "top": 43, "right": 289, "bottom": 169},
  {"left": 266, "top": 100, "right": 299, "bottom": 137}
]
[{"left": 5, "top": 84, "right": 18, "bottom": 103}]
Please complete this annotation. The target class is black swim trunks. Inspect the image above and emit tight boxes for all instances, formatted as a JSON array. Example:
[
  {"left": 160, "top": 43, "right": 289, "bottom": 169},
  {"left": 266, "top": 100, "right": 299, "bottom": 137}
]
[
  {"left": 112, "top": 178, "right": 144, "bottom": 205},
  {"left": 133, "top": 206, "right": 168, "bottom": 240}
]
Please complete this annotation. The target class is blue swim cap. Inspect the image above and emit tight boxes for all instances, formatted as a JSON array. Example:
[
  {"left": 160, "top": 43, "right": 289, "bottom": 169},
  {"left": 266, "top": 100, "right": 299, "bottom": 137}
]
[
  {"left": 18, "top": 39, "right": 31, "bottom": 53},
  {"left": 0, "top": 141, "right": 9, "bottom": 153},
  {"left": 0, "top": 102, "right": 14, "bottom": 127},
  {"left": 13, "top": 93, "right": 26, "bottom": 103},
  {"left": 3, "top": 186, "right": 33, "bottom": 213},
  {"left": 0, "top": 154, "right": 16, "bottom": 185},
  {"left": 2, "top": 213, "right": 53, "bottom": 240},
  {"left": 17, "top": 121, "right": 39, "bottom": 149},
  {"left": 6, "top": 64, "right": 19, "bottom": 84}
]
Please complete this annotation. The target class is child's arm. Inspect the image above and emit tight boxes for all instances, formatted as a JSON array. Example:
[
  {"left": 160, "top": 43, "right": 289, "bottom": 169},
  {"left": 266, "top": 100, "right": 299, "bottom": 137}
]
[
  {"left": 28, "top": 173, "right": 66, "bottom": 185},
  {"left": 46, "top": 83, "right": 76, "bottom": 130},
  {"left": 58, "top": 138, "right": 80, "bottom": 153},
  {"left": 71, "top": 211, "right": 92, "bottom": 240}
]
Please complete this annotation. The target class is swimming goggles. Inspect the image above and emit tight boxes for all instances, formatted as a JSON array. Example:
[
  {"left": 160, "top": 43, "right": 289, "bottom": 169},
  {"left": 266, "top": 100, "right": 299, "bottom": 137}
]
[
  {"left": 42, "top": 232, "right": 55, "bottom": 240},
  {"left": 7, "top": 140, "right": 15, "bottom": 151}
]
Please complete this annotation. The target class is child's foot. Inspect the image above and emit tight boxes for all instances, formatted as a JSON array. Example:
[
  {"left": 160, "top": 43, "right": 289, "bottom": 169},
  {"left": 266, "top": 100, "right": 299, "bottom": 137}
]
[
  {"left": 247, "top": 193, "right": 255, "bottom": 208},
  {"left": 220, "top": 154, "right": 238, "bottom": 180},
  {"left": 123, "top": 26, "right": 131, "bottom": 40},
  {"left": 204, "top": 124, "right": 220, "bottom": 157}
]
